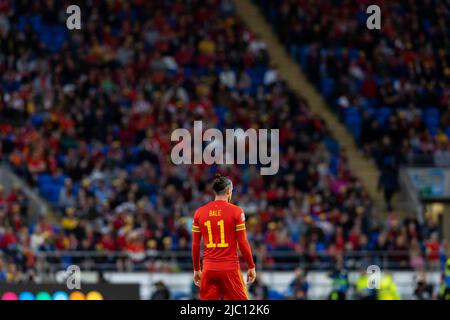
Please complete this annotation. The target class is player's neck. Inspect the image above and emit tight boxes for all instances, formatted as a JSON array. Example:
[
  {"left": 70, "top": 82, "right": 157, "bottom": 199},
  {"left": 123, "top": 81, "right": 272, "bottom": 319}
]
[{"left": 214, "top": 196, "right": 229, "bottom": 202}]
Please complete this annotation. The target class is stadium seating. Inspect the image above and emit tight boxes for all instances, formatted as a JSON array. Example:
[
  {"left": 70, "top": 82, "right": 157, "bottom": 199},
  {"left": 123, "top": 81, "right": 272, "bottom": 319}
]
[
  {"left": 255, "top": 0, "right": 450, "bottom": 170},
  {"left": 0, "top": 0, "right": 446, "bottom": 294}
]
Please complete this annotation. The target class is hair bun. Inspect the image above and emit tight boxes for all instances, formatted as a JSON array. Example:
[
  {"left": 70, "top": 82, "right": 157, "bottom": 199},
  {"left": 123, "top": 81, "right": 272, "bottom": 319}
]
[{"left": 212, "top": 174, "right": 231, "bottom": 195}]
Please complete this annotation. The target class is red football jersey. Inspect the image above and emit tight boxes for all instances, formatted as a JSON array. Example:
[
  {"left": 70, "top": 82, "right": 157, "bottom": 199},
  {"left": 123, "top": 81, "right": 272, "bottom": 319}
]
[{"left": 192, "top": 200, "right": 247, "bottom": 271}]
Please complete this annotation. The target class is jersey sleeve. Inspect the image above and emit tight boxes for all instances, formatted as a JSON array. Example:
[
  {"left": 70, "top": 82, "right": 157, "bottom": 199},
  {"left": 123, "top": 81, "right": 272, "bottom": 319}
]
[
  {"left": 191, "top": 210, "right": 202, "bottom": 271},
  {"left": 235, "top": 208, "right": 246, "bottom": 232},
  {"left": 235, "top": 207, "right": 255, "bottom": 269},
  {"left": 192, "top": 210, "right": 201, "bottom": 233}
]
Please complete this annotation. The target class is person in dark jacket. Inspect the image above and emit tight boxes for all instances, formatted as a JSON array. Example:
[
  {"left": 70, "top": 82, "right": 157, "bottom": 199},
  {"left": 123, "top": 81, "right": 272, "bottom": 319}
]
[
  {"left": 289, "top": 268, "right": 309, "bottom": 300},
  {"left": 378, "top": 162, "right": 399, "bottom": 211},
  {"left": 151, "top": 281, "right": 171, "bottom": 300},
  {"left": 249, "top": 277, "right": 269, "bottom": 300},
  {"left": 414, "top": 272, "right": 434, "bottom": 300}
]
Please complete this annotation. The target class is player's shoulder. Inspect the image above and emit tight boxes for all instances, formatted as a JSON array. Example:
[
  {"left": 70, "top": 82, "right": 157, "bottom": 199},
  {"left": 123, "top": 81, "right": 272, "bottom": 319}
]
[
  {"left": 194, "top": 201, "right": 214, "bottom": 216},
  {"left": 227, "top": 202, "right": 243, "bottom": 213},
  {"left": 229, "top": 203, "right": 246, "bottom": 224},
  {"left": 225, "top": 203, "right": 245, "bottom": 222},
  {"left": 194, "top": 203, "right": 207, "bottom": 215}
]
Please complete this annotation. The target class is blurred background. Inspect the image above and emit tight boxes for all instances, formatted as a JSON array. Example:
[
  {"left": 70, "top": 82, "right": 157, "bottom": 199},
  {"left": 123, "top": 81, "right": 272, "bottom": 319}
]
[{"left": 0, "top": 0, "right": 450, "bottom": 300}]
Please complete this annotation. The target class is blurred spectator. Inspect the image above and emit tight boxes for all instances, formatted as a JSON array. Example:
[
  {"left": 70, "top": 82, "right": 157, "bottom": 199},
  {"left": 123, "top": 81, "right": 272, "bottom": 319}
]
[
  {"left": 0, "top": 258, "right": 6, "bottom": 282},
  {"left": 378, "top": 273, "right": 400, "bottom": 300},
  {"left": 191, "top": 281, "right": 200, "bottom": 300},
  {"left": 59, "top": 179, "right": 76, "bottom": 211},
  {"left": 249, "top": 277, "right": 269, "bottom": 300},
  {"left": 328, "top": 267, "right": 349, "bottom": 300},
  {"left": 438, "top": 258, "right": 450, "bottom": 300},
  {"left": 354, "top": 271, "right": 376, "bottom": 300},
  {"left": 413, "top": 272, "right": 434, "bottom": 300},
  {"left": 288, "top": 267, "right": 309, "bottom": 300},
  {"left": 425, "top": 232, "right": 441, "bottom": 270},
  {"left": 151, "top": 280, "right": 171, "bottom": 300},
  {"left": 377, "top": 161, "right": 399, "bottom": 211}
]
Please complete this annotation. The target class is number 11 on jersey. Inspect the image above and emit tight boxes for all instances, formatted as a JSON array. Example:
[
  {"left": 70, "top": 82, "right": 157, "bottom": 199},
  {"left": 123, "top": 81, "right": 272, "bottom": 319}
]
[{"left": 204, "top": 219, "right": 229, "bottom": 248}]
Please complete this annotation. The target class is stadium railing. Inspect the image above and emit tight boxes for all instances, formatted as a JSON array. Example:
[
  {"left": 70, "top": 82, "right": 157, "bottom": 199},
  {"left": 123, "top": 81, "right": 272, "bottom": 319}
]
[{"left": 34, "top": 250, "right": 442, "bottom": 273}]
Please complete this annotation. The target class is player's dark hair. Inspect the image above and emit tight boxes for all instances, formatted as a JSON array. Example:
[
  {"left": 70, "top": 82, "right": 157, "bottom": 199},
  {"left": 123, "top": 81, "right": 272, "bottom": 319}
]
[{"left": 212, "top": 174, "right": 232, "bottom": 195}]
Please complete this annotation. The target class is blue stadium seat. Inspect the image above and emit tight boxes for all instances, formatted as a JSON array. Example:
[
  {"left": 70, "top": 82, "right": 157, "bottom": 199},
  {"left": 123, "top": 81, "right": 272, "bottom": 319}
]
[
  {"left": 267, "top": 289, "right": 286, "bottom": 300},
  {"left": 29, "top": 15, "right": 42, "bottom": 29},
  {"left": 30, "top": 114, "right": 45, "bottom": 127},
  {"left": 18, "top": 17, "right": 68, "bottom": 52},
  {"left": 148, "top": 194, "right": 158, "bottom": 206},
  {"left": 424, "top": 107, "right": 440, "bottom": 135},
  {"left": 37, "top": 174, "right": 52, "bottom": 186},
  {"left": 333, "top": 47, "right": 342, "bottom": 58},
  {"left": 329, "top": 155, "right": 339, "bottom": 175},
  {"left": 183, "top": 67, "right": 193, "bottom": 78},
  {"left": 172, "top": 291, "right": 190, "bottom": 300},
  {"left": 299, "top": 46, "right": 310, "bottom": 68},
  {"left": 374, "top": 107, "right": 392, "bottom": 125},
  {"left": 445, "top": 127, "right": 450, "bottom": 138},
  {"left": 344, "top": 111, "right": 361, "bottom": 138},
  {"left": 126, "top": 164, "right": 136, "bottom": 173},
  {"left": 324, "top": 136, "right": 339, "bottom": 156},
  {"left": 290, "top": 44, "right": 299, "bottom": 60},
  {"left": 39, "top": 184, "right": 53, "bottom": 200},
  {"left": 72, "top": 183, "right": 80, "bottom": 196},
  {"left": 54, "top": 175, "right": 68, "bottom": 186},
  {"left": 344, "top": 108, "right": 361, "bottom": 131},
  {"left": 195, "top": 67, "right": 206, "bottom": 77},
  {"left": 349, "top": 48, "right": 360, "bottom": 61},
  {"left": 214, "top": 105, "right": 227, "bottom": 125},
  {"left": 320, "top": 77, "right": 335, "bottom": 97},
  {"left": 48, "top": 185, "right": 62, "bottom": 203},
  {"left": 424, "top": 107, "right": 439, "bottom": 118}
]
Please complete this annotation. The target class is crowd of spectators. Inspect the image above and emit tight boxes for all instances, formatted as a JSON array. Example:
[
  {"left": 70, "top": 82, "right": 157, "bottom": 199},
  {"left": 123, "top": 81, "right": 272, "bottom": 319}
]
[
  {"left": 256, "top": 0, "right": 450, "bottom": 205},
  {"left": 0, "top": 0, "right": 447, "bottom": 283},
  {"left": 255, "top": 0, "right": 449, "bottom": 261}
]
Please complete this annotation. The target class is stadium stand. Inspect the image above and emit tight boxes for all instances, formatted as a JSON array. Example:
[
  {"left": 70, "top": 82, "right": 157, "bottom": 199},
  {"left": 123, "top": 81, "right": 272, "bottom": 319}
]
[
  {"left": 0, "top": 0, "right": 447, "bottom": 298},
  {"left": 255, "top": 0, "right": 450, "bottom": 170}
]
